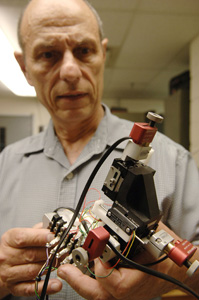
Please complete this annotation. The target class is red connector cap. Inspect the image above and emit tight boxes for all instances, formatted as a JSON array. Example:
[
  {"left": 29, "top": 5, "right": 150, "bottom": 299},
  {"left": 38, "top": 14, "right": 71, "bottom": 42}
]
[
  {"left": 83, "top": 227, "right": 110, "bottom": 261},
  {"left": 130, "top": 123, "right": 157, "bottom": 145},
  {"left": 168, "top": 240, "right": 197, "bottom": 267}
]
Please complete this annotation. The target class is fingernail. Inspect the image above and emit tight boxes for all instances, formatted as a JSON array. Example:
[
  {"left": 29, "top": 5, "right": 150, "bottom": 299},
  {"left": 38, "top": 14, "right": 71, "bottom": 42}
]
[
  {"left": 57, "top": 269, "right": 64, "bottom": 278},
  {"left": 51, "top": 282, "right": 60, "bottom": 292},
  {"left": 58, "top": 269, "right": 68, "bottom": 280},
  {"left": 47, "top": 233, "right": 55, "bottom": 242}
]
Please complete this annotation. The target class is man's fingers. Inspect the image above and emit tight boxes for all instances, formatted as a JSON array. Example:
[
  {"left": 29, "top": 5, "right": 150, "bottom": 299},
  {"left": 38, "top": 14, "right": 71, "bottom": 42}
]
[
  {"left": 8, "top": 278, "right": 62, "bottom": 297},
  {"left": 57, "top": 264, "right": 112, "bottom": 300},
  {"left": 2, "top": 263, "right": 47, "bottom": 284},
  {"left": 0, "top": 227, "right": 60, "bottom": 298},
  {"left": 33, "top": 222, "right": 43, "bottom": 229},
  {"left": 94, "top": 259, "right": 148, "bottom": 300},
  {"left": 43, "top": 278, "right": 63, "bottom": 296},
  {"left": 2, "top": 247, "right": 48, "bottom": 266},
  {"left": 1, "top": 228, "right": 53, "bottom": 248}
]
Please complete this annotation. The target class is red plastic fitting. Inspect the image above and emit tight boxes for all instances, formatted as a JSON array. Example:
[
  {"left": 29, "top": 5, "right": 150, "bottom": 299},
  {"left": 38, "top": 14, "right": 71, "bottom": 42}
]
[
  {"left": 83, "top": 227, "right": 110, "bottom": 261},
  {"left": 130, "top": 123, "right": 157, "bottom": 145},
  {"left": 167, "top": 240, "right": 197, "bottom": 267}
]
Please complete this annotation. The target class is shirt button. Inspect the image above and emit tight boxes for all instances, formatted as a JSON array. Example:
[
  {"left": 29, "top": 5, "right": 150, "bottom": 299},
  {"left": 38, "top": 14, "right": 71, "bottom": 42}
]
[{"left": 66, "top": 172, "right": 74, "bottom": 180}]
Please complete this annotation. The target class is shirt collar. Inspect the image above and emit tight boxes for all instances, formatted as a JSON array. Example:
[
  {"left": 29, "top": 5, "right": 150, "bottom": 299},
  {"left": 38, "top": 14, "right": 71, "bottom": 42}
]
[
  {"left": 104, "top": 104, "right": 133, "bottom": 148},
  {"left": 18, "top": 103, "right": 133, "bottom": 157}
]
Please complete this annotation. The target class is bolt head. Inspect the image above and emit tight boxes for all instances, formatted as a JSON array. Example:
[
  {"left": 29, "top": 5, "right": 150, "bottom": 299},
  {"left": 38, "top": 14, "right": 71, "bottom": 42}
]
[{"left": 126, "top": 227, "right": 131, "bottom": 234}]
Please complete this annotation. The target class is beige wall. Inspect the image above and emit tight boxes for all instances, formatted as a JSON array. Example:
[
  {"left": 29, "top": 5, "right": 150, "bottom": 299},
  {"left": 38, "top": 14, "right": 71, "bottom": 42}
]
[
  {"left": 0, "top": 96, "right": 50, "bottom": 135},
  {"left": 103, "top": 98, "right": 164, "bottom": 115},
  {"left": 190, "top": 35, "right": 199, "bottom": 167}
]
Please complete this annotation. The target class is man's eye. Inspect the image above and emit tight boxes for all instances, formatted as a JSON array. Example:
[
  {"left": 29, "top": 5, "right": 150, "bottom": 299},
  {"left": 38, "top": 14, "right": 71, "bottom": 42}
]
[
  {"left": 81, "top": 47, "right": 90, "bottom": 55},
  {"left": 39, "top": 51, "right": 61, "bottom": 63},
  {"left": 74, "top": 47, "right": 92, "bottom": 58},
  {"left": 42, "top": 52, "right": 54, "bottom": 59}
]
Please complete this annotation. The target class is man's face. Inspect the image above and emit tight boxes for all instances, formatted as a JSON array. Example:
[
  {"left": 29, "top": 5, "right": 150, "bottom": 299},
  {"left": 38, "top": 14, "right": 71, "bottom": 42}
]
[{"left": 18, "top": 0, "right": 107, "bottom": 125}]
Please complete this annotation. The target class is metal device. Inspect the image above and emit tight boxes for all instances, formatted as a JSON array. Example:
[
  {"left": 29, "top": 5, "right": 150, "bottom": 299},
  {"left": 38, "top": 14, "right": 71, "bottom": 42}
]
[{"left": 39, "top": 112, "right": 199, "bottom": 299}]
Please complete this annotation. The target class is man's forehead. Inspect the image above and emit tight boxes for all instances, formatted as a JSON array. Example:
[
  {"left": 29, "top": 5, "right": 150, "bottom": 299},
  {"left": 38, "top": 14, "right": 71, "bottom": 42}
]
[
  {"left": 21, "top": 0, "right": 98, "bottom": 43},
  {"left": 22, "top": 0, "right": 94, "bottom": 28},
  {"left": 23, "top": 20, "right": 100, "bottom": 51}
]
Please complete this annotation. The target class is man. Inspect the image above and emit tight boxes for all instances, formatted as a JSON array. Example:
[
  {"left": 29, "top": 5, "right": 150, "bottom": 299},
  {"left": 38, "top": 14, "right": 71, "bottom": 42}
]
[{"left": 0, "top": 0, "right": 199, "bottom": 299}]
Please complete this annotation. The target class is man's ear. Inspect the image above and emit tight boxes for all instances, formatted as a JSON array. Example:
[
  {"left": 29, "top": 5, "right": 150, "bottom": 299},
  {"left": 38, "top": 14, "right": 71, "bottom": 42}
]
[
  {"left": 101, "top": 38, "right": 108, "bottom": 59},
  {"left": 14, "top": 51, "right": 33, "bottom": 86}
]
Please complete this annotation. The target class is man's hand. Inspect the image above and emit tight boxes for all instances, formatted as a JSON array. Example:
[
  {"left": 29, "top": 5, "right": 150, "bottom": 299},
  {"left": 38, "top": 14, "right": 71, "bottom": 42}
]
[
  {"left": 0, "top": 227, "right": 62, "bottom": 298},
  {"left": 57, "top": 252, "right": 176, "bottom": 300},
  {"left": 57, "top": 246, "right": 179, "bottom": 300},
  {"left": 57, "top": 222, "right": 199, "bottom": 300}
]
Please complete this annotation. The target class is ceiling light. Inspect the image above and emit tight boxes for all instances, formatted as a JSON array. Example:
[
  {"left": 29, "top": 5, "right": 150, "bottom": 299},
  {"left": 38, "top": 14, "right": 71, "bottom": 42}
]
[{"left": 0, "top": 28, "right": 36, "bottom": 97}]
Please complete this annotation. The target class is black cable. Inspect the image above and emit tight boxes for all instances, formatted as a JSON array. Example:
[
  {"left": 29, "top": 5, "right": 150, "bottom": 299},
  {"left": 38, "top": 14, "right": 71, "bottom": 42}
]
[
  {"left": 53, "top": 207, "right": 76, "bottom": 213},
  {"left": 119, "top": 255, "right": 168, "bottom": 268},
  {"left": 39, "top": 136, "right": 131, "bottom": 300},
  {"left": 107, "top": 240, "right": 199, "bottom": 300},
  {"left": 144, "top": 255, "right": 168, "bottom": 266}
]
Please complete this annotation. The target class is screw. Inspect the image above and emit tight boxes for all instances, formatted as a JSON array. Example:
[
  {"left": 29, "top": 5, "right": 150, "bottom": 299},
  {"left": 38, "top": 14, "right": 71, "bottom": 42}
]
[
  {"left": 155, "top": 238, "right": 162, "bottom": 243},
  {"left": 126, "top": 227, "right": 131, "bottom": 234}
]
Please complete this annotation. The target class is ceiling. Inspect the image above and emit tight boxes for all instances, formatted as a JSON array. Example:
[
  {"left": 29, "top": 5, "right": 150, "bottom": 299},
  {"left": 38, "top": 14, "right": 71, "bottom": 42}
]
[{"left": 1, "top": 0, "right": 199, "bottom": 100}]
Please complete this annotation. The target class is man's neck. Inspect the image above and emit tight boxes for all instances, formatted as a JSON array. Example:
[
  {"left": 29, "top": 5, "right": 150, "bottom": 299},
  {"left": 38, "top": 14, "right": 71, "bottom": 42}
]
[{"left": 53, "top": 106, "right": 104, "bottom": 164}]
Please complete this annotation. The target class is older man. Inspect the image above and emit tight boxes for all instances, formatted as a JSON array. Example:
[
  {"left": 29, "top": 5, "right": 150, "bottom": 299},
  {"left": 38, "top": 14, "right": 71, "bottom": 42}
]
[{"left": 0, "top": 0, "right": 199, "bottom": 299}]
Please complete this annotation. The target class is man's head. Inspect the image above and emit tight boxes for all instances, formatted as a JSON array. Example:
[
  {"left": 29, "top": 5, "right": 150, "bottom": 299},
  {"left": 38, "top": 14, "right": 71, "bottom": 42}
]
[
  {"left": 15, "top": 0, "right": 108, "bottom": 127},
  {"left": 17, "top": 0, "right": 104, "bottom": 51}
]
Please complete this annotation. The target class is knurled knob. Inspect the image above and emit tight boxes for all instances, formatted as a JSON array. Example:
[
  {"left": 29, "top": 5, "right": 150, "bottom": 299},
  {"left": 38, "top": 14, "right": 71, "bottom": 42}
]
[{"left": 147, "top": 112, "right": 164, "bottom": 125}]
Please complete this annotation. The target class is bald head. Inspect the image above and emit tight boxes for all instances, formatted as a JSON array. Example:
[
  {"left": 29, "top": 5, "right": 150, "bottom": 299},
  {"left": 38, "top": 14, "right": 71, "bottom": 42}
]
[{"left": 18, "top": 0, "right": 104, "bottom": 51}]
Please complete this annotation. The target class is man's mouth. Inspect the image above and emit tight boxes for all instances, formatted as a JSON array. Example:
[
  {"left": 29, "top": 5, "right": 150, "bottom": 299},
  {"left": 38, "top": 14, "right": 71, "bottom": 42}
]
[{"left": 57, "top": 92, "right": 88, "bottom": 100}]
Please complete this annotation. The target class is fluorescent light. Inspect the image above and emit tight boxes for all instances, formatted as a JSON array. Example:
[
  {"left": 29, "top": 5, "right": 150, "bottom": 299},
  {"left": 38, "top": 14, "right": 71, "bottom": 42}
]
[{"left": 0, "top": 28, "right": 36, "bottom": 97}]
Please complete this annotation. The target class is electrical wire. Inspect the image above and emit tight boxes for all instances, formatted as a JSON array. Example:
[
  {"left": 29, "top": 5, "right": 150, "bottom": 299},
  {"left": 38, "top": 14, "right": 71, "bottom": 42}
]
[
  {"left": 35, "top": 249, "right": 52, "bottom": 298},
  {"left": 39, "top": 136, "right": 131, "bottom": 300},
  {"left": 124, "top": 231, "right": 136, "bottom": 257},
  {"left": 107, "top": 240, "right": 199, "bottom": 300},
  {"left": 99, "top": 231, "right": 136, "bottom": 271},
  {"left": 87, "top": 264, "right": 115, "bottom": 278},
  {"left": 81, "top": 187, "right": 101, "bottom": 216}
]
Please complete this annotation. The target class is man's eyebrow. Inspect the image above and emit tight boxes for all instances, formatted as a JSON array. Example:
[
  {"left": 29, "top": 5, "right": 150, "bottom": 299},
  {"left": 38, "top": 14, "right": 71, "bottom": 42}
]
[
  {"left": 33, "top": 41, "right": 57, "bottom": 51},
  {"left": 76, "top": 37, "right": 97, "bottom": 44},
  {"left": 72, "top": 38, "right": 99, "bottom": 52},
  {"left": 32, "top": 36, "right": 98, "bottom": 55},
  {"left": 77, "top": 37, "right": 97, "bottom": 45}
]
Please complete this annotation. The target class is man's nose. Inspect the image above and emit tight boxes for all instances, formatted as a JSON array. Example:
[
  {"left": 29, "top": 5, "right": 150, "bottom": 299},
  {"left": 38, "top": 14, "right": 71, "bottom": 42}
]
[{"left": 60, "top": 51, "right": 82, "bottom": 83}]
